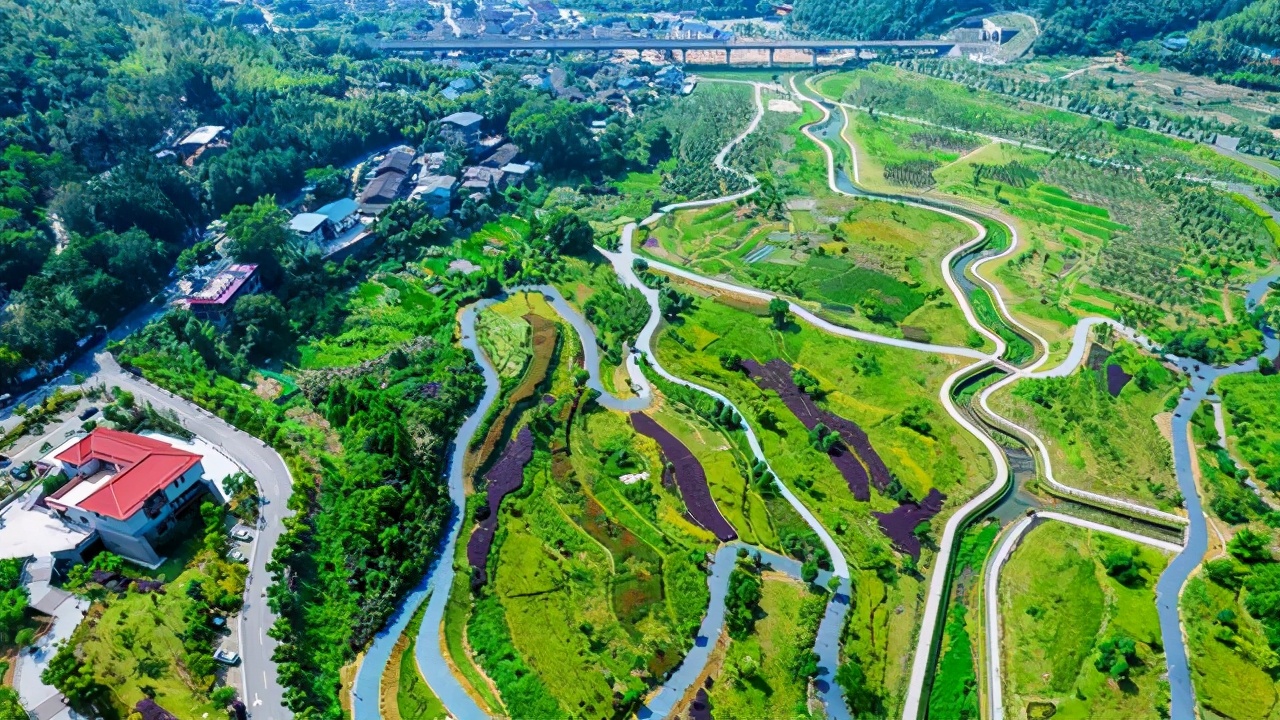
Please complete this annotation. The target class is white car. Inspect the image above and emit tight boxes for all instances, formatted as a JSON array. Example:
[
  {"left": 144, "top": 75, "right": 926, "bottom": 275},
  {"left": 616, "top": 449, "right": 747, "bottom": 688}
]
[
  {"left": 214, "top": 648, "right": 240, "bottom": 666},
  {"left": 231, "top": 529, "right": 253, "bottom": 543},
  {"left": 229, "top": 550, "right": 247, "bottom": 563}
]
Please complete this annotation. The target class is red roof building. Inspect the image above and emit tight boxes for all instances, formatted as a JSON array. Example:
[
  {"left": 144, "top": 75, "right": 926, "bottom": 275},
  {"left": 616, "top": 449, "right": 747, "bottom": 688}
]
[
  {"left": 52, "top": 428, "right": 201, "bottom": 521},
  {"left": 183, "top": 264, "right": 261, "bottom": 322},
  {"left": 45, "top": 428, "right": 212, "bottom": 566}
]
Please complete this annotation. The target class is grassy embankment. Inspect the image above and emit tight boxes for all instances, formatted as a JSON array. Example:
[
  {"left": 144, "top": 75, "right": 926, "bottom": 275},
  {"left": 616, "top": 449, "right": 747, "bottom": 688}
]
[
  {"left": 706, "top": 576, "right": 826, "bottom": 718},
  {"left": 999, "top": 522, "right": 1171, "bottom": 720},
  {"left": 987, "top": 340, "right": 1181, "bottom": 509}
]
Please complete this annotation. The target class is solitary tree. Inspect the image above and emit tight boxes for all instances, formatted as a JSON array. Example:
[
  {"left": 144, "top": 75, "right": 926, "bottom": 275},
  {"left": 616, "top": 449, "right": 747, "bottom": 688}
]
[{"left": 768, "top": 298, "right": 790, "bottom": 329}]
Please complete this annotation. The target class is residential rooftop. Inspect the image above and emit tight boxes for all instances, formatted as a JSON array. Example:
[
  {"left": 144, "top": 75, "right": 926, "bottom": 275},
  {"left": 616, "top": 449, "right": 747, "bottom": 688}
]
[
  {"left": 186, "top": 264, "right": 259, "bottom": 307},
  {"left": 50, "top": 428, "right": 202, "bottom": 521}
]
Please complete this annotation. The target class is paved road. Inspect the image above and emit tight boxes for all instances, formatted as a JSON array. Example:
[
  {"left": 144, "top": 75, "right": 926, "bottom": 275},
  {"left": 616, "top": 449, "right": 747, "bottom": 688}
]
[{"left": 91, "top": 353, "right": 293, "bottom": 718}]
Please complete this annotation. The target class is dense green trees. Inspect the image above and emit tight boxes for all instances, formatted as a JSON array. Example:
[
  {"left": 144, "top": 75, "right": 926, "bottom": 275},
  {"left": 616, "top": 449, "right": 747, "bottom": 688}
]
[
  {"left": 725, "top": 559, "right": 763, "bottom": 639},
  {"left": 1165, "top": 0, "right": 1280, "bottom": 91},
  {"left": 0, "top": 559, "right": 27, "bottom": 646},
  {"left": 790, "top": 0, "right": 1222, "bottom": 57},
  {"left": 42, "top": 641, "right": 109, "bottom": 715},
  {"left": 509, "top": 98, "right": 599, "bottom": 174},
  {"left": 0, "top": 0, "right": 466, "bottom": 380}
]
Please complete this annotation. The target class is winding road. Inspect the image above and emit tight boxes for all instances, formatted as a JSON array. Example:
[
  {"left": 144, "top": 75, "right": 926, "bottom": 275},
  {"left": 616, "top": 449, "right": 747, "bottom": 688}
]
[
  {"left": 89, "top": 354, "right": 293, "bottom": 718},
  {"left": 349, "top": 70, "right": 1279, "bottom": 720}
]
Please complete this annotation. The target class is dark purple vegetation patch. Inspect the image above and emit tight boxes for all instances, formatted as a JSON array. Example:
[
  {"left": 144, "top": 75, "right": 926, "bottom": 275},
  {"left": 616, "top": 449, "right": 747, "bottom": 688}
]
[
  {"left": 1106, "top": 363, "right": 1132, "bottom": 398},
  {"left": 689, "top": 688, "right": 711, "bottom": 720},
  {"left": 467, "top": 426, "right": 535, "bottom": 589},
  {"left": 630, "top": 413, "right": 737, "bottom": 542},
  {"left": 742, "top": 358, "right": 896, "bottom": 499},
  {"left": 873, "top": 488, "right": 945, "bottom": 559}
]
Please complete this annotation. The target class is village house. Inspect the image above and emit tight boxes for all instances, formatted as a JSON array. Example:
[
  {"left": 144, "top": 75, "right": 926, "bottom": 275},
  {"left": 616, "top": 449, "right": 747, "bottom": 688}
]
[
  {"left": 315, "top": 198, "right": 361, "bottom": 234},
  {"left": 181, "top": 264, "right": 261, "bottom": 323},
  {"left": 443, "top": 77, "right": 478, "bottom": 101},
  {"left": 175, "top": 125, "right": 229, "bottom": 165},
  {"left": 501, "top": 163, "right": 532, "bottom": 186},
  {"left": 413, "top": 174, "right": 458, "bottom": 218},
  {"left": 440, "top": 111, "right": 485, "bottom": 150},
  {"left": 288, "top": 212, "right": 329, "bottom": 248},
  {"left": 479, "top": 141, "right": 521, "bottom": 169},
  {"left": 462, "top": 165, "right": 506, "bottom": 193},
  {"left": 359, "top": 172, "right": 407, "bottom": 213}
]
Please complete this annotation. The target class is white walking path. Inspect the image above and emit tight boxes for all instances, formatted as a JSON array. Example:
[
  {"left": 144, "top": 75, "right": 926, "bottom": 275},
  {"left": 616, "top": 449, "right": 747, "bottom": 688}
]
[
  {"left": 789, "top": 74, "right": 1194, "bottom": 720},
  {"left": 984, "top": 511, "right": 1182, "bottom": 720},
  {"left": 356, "top": 70, "right": 1214, "bottom": 720}
]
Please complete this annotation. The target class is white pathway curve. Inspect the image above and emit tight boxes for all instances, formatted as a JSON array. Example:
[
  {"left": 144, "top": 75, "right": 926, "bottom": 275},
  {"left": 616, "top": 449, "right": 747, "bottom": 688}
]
[
  {"left": 787, "top": 74, "right": 1191, "bottom": 720},
  {"left": 984, "top": 511, "right": 1182, "bottom": 720}
]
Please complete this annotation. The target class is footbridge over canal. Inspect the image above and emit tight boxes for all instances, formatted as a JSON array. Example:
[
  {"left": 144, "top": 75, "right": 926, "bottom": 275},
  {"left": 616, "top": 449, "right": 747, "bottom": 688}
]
[{"left": 379, "top": 37, "right": 987, "bottom": 66}]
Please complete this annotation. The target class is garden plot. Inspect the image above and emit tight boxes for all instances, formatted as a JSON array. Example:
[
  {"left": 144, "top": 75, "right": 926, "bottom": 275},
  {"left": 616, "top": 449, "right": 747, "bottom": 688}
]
[{"left": 467, "top": 426, "right": 535, "bottom": 589}]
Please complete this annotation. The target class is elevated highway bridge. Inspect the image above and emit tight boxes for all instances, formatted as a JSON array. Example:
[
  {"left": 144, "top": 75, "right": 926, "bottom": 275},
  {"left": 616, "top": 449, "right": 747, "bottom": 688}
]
[{"left": 379, "top": 37, "right": 982, "bottom": 65}]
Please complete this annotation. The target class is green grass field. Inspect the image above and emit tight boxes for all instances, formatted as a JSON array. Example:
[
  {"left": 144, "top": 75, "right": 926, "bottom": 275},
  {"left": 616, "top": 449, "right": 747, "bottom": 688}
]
[
  {"left": 927, "top": 519, "right": 1001, "bottom": 720},
  {"left": 1000, "top": 522, "right": 1172, "bottom": 720},
  {"left": 989, "top": 340, "right": 1180, "bottom": 508},
  {"left": 815, "top": 66, "right": 1275, "bottom": 186},
  {"left": 654, "top": 281, "right": 993, "bottom": 714},
  {"left": 1182, "top": 573, "right": 1279, "bottom": 719},
  {"left": 706, "top": 577, "right": 826, "bottom": 718},
  {"left": 393, "top": 606, "right": 447, "bottom": 720},
  {"left": 1219, "top": 372, "right": 1280, "bottom": 493},
  {"left": 74, "top": 539, "right": 247, "bottom": 719},
  {"left": 641, "top": 194, "right": 982, "bottom": 348}
]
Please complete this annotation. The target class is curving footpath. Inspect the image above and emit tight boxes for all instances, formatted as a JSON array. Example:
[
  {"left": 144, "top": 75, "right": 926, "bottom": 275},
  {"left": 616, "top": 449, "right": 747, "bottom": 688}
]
[
  {"left": 351, "top": 302, "right": 501, "bottom": 720},
  {"left": 789, "top": 74, "right": 1207, "bottom": 720},
  {"left": 351, "top": 69, "right": 1261, "bottom": 720},
  {"left": 354, "top": 191, "right": 856, "bottom": 720},
  {"left": 985, "top": 510, "right": 1185, "bottom": 720},
  {"left": 1157, "top": 305, "right": 1279, "bottom": 720}
]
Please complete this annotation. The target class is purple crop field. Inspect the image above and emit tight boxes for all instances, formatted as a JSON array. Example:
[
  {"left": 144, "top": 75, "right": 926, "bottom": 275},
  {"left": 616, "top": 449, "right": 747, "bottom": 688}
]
[
  {"left": 742, "top": 358, "right": 897, "bottom": 499},
  {"left": 630, "top": 413, "right": 738, "bottom": 542},
  {"left": 467, "top": 426, "right": 535, "bottom": 588},
  {"left": 873, "top": 488, "right": 945, "bottom": 559},
  {"left": 1106, "top": 363, "right": 1132, "bottom": 397}
]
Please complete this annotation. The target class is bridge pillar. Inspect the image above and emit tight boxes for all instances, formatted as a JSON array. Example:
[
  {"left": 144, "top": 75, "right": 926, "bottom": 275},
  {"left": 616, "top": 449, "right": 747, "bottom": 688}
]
[
  {"left": 767, "top": 47, "right": 774, "bottom": 67},
  {"left": 810, "top": 48, "right": 819, "bottom": 68},
  {"left": 725, "top": 47, "right": 732, "bottom": 65}
]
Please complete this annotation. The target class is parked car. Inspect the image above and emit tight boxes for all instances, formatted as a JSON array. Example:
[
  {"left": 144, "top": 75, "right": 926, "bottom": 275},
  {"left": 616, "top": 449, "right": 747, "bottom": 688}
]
[
  {"left": 8, "top": 463, "right": 32, "bottom": 481},
  {"left": 229, "top": 550, "right": 247, "bottom": 563},
  {"left": 213, "top": 648, "right": 240, "bottom": 666},
  {"left": 0, "top": 454, "right": 10, "bottom": 469},
  {"left": 78, "top": 407, "right": 99, "bottom": 421},
  {"left": 231, "top": 529, "right": 253, "bottom": 543}
]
